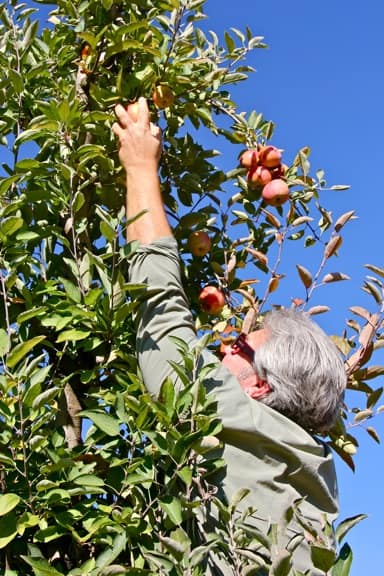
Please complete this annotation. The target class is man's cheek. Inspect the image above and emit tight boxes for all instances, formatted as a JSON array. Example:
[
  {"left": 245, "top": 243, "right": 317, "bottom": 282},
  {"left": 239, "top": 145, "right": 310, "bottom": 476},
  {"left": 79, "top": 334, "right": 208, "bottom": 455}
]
[{"left": 221, "top": 351, "right": 246, "bottom": 376}]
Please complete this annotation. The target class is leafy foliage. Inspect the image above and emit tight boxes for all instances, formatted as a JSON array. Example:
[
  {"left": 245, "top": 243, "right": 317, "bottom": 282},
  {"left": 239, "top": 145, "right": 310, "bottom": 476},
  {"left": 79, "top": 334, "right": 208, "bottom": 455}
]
[{"left": 0, "top": 0, "right": 382, "bottom": 573}]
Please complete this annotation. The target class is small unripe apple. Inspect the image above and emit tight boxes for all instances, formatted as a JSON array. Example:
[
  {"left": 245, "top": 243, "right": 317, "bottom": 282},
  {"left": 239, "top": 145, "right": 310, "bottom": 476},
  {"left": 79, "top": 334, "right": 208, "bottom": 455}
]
[
  {"left": 259, "top": 145, "right": 283, "bottom": 169},
  {"left": 152, "top": 84, "right": 174, "bottom": 109},
  {"left": 262, "top": 179, "right": 290, "bottom": 206},
  {"left": 198, "top": 285, "right": 225, "bottom": 314},
  {"left": 240, "top": 149, "right": 258, "bottom": 169},
  {"left": 248, "top": 165, "right": 272, "bottom": 187},
  {"left": 187, "top": 230, "right": 211, "bottom": 257},
  {"left": 126, "top": 101, "right": 139, "bottom": 121}
]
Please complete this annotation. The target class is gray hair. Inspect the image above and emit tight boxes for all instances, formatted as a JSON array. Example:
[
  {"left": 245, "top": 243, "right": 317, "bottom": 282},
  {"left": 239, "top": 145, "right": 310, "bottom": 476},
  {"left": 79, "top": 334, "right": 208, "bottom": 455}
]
[{"left": 253, "top": 308, "right": 347, "bottom": 434}]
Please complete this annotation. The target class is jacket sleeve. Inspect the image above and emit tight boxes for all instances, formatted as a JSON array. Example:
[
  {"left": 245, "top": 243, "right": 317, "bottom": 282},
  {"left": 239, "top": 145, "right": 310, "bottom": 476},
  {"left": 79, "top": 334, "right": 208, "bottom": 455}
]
[{"left": 128, "top": 236, "right": 218, "bottom": 396}]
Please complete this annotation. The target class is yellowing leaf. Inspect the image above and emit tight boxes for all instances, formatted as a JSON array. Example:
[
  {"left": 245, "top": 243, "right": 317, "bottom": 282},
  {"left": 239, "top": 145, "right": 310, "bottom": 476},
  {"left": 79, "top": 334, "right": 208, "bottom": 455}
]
[
  {"left": 367, "top": 427, "right": 380, "bottom": 444},
  {"left": 296, "top": 265, "right": 312, "bottom": 289},
  {"left": 267, "top": 276, "right": 280, "bottom": 294},
  {"left": 291, "top": 216, "right": 313, "bottom": 227},
  {"left": 334, "top": 210, "right": 356, "bottom": 232},
  {"left": 262, "top": 208, "right": 281, "bottom": 229},
  {"left": 246, "top": 247, "right": 268, "bottom": 266},
  {"left": 353, "top": 409, "right": 373, "bottom": 423},
  {"left": 308, "top": 305, "right": 330, "bottom": 316},
  {"left": 322, "top": 272, "right": 350, "bottom": 283},
  {"left": 324, "top": 235, "right": 342, "bottom": 258},
  {"left": 364, "top": 264, "right": 384, "bottom": 278}
]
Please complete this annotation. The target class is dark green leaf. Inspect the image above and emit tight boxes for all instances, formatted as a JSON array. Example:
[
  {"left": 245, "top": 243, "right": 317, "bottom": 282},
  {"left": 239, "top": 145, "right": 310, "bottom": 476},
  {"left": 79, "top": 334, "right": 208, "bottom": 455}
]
[{"left": 332, "top": 543, "right": 353, "bottom": 576}]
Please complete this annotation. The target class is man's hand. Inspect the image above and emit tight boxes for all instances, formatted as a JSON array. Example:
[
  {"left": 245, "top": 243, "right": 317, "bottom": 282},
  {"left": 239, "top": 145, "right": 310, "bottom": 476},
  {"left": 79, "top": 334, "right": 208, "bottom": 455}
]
[
  {"left": 112, "top": 97, "right": 172, "bottom": 244},
  {"left": 112, "top": 97, "right": 162, "bottom": 175}
]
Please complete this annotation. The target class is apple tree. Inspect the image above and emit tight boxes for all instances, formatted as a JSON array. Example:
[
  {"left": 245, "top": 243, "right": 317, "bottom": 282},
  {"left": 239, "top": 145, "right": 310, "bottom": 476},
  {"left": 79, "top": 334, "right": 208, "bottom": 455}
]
[{"left": 0, "top": 0, "right": 383, "bottom": 574}]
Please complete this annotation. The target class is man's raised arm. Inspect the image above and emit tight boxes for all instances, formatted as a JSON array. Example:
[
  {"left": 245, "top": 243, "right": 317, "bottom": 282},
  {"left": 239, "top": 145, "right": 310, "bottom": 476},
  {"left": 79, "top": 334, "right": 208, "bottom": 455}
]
[
  {"left": 112, "top": 97, "right": 172, "bottom": 244},
  {"left": 112, "top": 98, "right": 216, "bottom": 395}
]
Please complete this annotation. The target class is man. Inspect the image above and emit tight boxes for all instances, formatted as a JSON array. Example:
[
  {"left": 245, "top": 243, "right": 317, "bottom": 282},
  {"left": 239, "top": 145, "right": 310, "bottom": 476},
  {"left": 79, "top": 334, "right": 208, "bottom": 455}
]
[{"left": 112, "top": 97, "right": 347, "bottom": 573}]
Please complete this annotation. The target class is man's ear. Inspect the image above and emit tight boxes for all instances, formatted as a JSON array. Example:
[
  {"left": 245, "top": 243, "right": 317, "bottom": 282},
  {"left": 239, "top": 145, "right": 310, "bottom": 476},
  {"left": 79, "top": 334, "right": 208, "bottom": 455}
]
[{"left": 246, "top": 378, "right": 271, "bottom": 400}]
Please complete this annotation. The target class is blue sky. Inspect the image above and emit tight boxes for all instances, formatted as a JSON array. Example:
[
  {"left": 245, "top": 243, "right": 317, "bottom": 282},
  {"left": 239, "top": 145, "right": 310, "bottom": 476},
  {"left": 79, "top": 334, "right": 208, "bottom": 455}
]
[
  {"left": 203, "top": 1, "right": 384, "bottom": 573},
  {"left": 13, "top": 0, "right": 384, "bottom": 573}
]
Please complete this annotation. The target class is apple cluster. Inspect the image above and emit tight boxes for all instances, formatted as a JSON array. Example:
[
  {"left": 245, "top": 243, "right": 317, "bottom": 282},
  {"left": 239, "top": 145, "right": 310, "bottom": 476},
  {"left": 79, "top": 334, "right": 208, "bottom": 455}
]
[{"left": 240, "top": 145, "right": 289, "bottom": 207}]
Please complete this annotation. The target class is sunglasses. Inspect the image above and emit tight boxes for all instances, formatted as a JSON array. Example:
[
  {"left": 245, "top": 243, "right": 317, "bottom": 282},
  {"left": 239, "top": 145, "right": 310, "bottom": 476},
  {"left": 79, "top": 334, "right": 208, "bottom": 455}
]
[{"left": 231, "top": 332, "right": 256, "bottom": 363}]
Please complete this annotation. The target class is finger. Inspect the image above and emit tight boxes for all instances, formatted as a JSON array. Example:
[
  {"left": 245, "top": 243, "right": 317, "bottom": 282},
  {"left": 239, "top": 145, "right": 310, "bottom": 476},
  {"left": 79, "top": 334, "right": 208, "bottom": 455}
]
[
  {"left": 114, "top": 103, "right": 130, "bottom": 127},
  {"left": 150, "top": 123, "right": 162, "bottom": 140},
  {"left": 112, "top": 121, "right": 124, "bottom": 138},
  {"left": 137, "top": 97, "right": 150, "bottom": 127}
]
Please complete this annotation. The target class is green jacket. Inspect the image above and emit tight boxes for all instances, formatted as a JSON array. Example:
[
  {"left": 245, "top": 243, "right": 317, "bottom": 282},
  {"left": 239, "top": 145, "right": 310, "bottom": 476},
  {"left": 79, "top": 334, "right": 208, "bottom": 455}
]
[{"left": 129, "top": 237, "right": 339, "bottom": 574}]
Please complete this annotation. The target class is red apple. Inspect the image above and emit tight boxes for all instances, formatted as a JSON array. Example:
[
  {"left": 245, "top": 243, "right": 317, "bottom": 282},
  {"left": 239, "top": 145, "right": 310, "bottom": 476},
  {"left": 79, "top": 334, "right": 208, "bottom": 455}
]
[
  {"left": 152, "top": 84, "right": 174, "bottom": 109},
  {"left": 248, "top": 165, "right": 272, "bottom": 187},
  {"left": 198, "top": 286, "right": 225, "bottom": 314},
  {"left": 262, "top": 179, "right": 290, "bottom": 206},
  {"left": 187, "top": 230, "right": 211, "bottom": 257},
  {"left": 259, "top": 145, "right": 283, "bottom": 169},
  {"left": 240, "top": 149, "right": 258, "bottom": 169}
]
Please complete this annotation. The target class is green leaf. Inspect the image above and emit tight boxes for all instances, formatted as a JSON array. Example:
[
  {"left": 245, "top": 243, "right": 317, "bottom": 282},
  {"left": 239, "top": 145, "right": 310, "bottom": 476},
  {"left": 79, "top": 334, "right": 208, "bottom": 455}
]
[
  {"left": 95, "top": 532, "right": 127, "bottom": 569},
  {"left": 270, "top": 549, "right": 292, "bottom": 576},
  {"left": 105, "top": 40, "right": 159, "bottom": 59},
  {"left": 0, "top": 175, "right": 22, "bottom": 195},
  {"left": 59, "top": 277, "right": 82, "bottom": 303},
  {"left": 224, "top": 31, "right": 235, "bottom": 52},
  {"left": 80, "top": 411, "right": 120, "bottom": 436},
  {"left": 335, "top": 513, "right": 367, "bottom": 544},
  {"left": 8, "top": 69, "right": 24, "bottom": 93},
  {"left": 6, "top": 335, "right": 46, "bottom": 368},
  {"left": 17, "top": 512, "right": 40, "bottom": 533},
  {"left": 20, "top": 556, "right": 65, "bottom": 576},
  {"left": 72, "top": 191, "right": 86, "bottom": 213},
  {"left": 0, "top": 216, "right": 24, "bottom": 238},
  {"left": 17, "top": 306, "right": 48, "bottom": 324},
  {"left": 0, "top": 513, "right": 18, "bottom": 549},
  {"left": 0, "top": 494, "right": 20, "bottom": 517},
  {"left": 56, "top": 329, "right": 91, "bottom": 343},
  {"left": 14, "top": 124, "right": 58, "bottom": 146},
  {"left": 311, "top": 546, "right": 337, "bottom": 572},
  {"left": 32, "top": 387, "right": 60, "bottom": 410},
  {"left": 158, "top": 377, "right": 175, "bottom": 414},
  {"left": 141, "top": 551, "right": 175, "bottom": 572},
  {"left": 159, "top": 495, "right": 183, "bottom": 526},
  {"left": 100, "top": 220, "right": 116, "bottom": 243},
  {"left": 34, "top": 525, "right": 68, "bottom": 543},
  {"left": 73, "top": 475, "right": 105, "bottom": 487},
  {"left": 176, "top": 466, "right": 193, "bottom": 487},
  {"left": 230, "top": 488, "right": 250, "bottom": 509},
  {"left": 332, "top": 543, "right": 353, "bottom": 576},
  {"left": 0, "top": 329, "right": 10, "bottom": 356}
]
